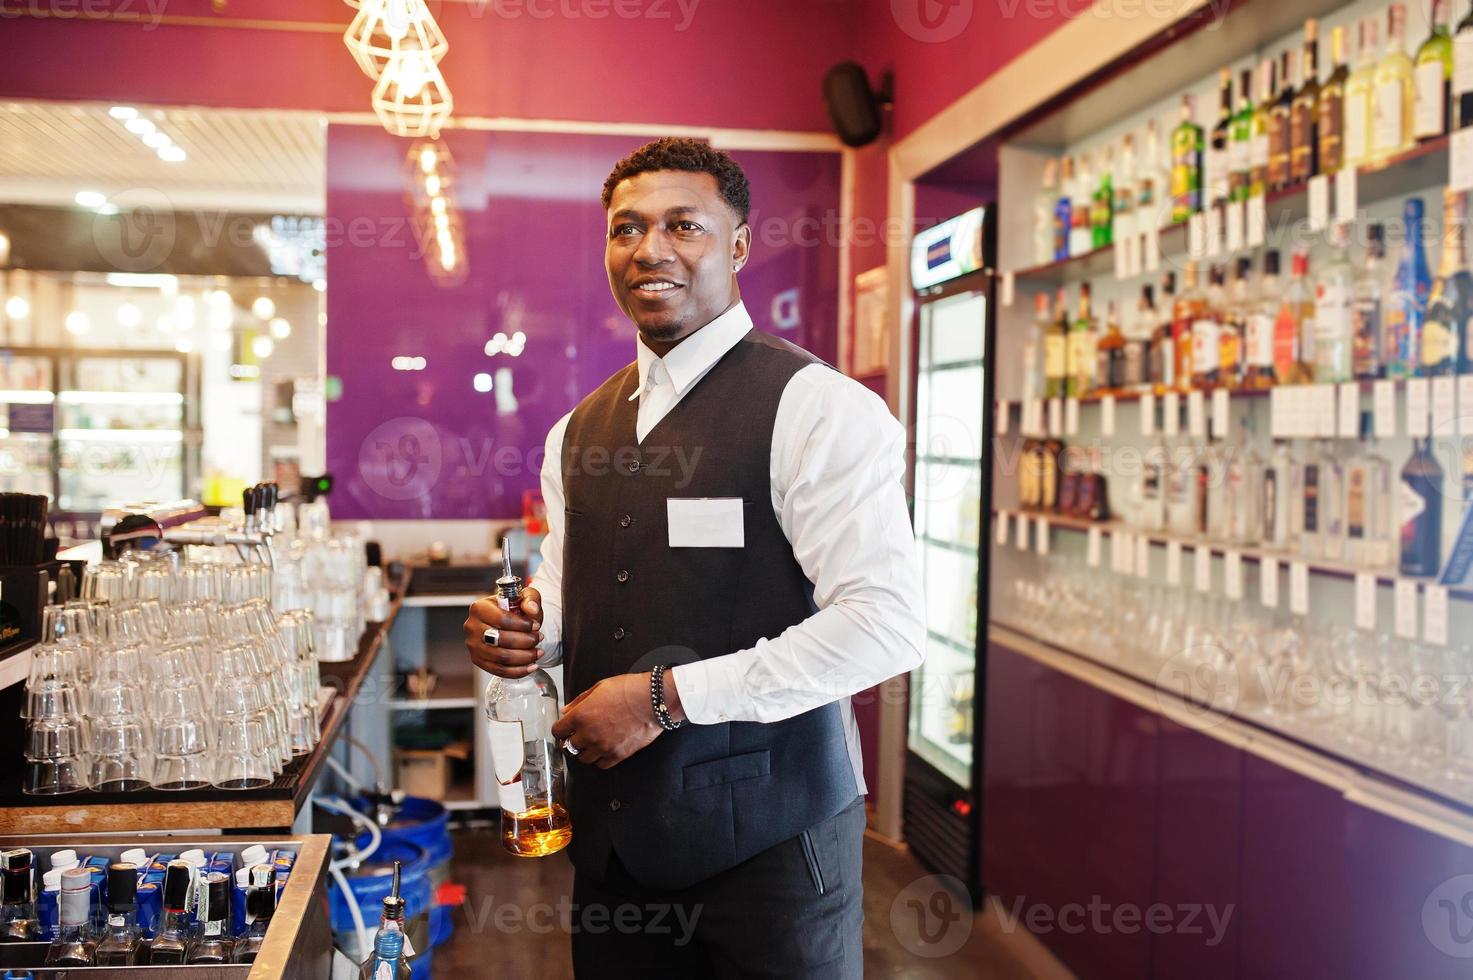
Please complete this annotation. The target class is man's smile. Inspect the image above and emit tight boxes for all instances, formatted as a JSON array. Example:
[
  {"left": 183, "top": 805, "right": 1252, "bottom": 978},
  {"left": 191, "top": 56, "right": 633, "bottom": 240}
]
[{"left": 630, "top": 278, "right": 685, "bottom": 301}]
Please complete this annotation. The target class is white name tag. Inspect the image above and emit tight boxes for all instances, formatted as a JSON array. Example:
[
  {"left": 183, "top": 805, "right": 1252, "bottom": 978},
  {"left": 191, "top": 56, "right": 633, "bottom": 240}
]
[{"left": 667, "top": 497, "right": 745, "bottom": 548}]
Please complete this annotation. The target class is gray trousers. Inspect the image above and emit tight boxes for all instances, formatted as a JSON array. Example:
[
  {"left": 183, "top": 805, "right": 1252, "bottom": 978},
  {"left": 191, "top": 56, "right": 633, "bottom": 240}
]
[{"left": 570, "top": 796, "right": 866, "bottom": 979}]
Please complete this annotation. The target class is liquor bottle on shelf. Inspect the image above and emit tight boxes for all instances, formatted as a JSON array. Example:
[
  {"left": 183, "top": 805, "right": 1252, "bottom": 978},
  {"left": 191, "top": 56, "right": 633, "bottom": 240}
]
[
  {"left": 1024, "top": 291, "right": 1047, "bottom": 402},
  {"left": 1399, "top": 437, "right": 1444, "bottom": 576},
  {"left": 1139, "top": 439, "right": 1168, "bottom": 531},
  {"left": 1210, "top": 66, "right": 1234, "bottom": 208},
  {"left": 1151, "top": 271, "right": 1178, "bottom": 394},
  {"left": 1457, "top": 0, "right": 1473, "bottom": 128},
  {"left": 1221, "top": 256, "right": 1252, "bottom": 390},
  {"left": 1068, "top": 283, "right": 1097, "bottom": 398},
  {"left": 1175, "top": 261, "right": 1204, "bottom": 390},
  {"left": 1346, "top": 16, "right": 1379, "bottom": 168},
  {"left": 1138, "top": 119, "right": 1169, "bottom": 230},
  {"left": 44, "top": 869, "right": 95, "bottom": 967},
  {"left": 1275, "top": 249, "right": 1314, "bottom": 384},
  {"left": 357, "top": 862, "right": 413, "bottom": 980},
  {"left": 1354, "top": 223, "right": 1386, "bottom": 379},
  {"left": 1291, "top": 19, "right": 1322, "bottom": 182},
  {"left": 1415, "top": 0, "right": 1454, "bottom": 141},
  {"left": 1125, "top": 284, "right": 1154, "bottom": 392},
  {"left": 1324, "top": 439, "right": 1349, "bottom": 561},
  {"left": 1096, "top": 300, "right": 1126, "bottom": 395},
  {"left": 1269, "top": 48, "right": 1297, "bottom": 190},
  {"left": 1071, "top": 154, "right": 1095, "bottom": 256},
  {"left": 1115, "top": 135, "right": 1137, "bottom": 241},
  {"left": 1423, "top": 186, "right": 1471, "bottom": 376},
  {"left": 1166, "top": 438, "right": 1199, "bottom": 535},
  {"left": 1035, "top": 158, "right": 1058, "bottom": 266},
  {"left": 1246, "top": 250, "right": 1281, "bottom": 389},
  {"left": 1299, "top": 439, "right": 1327, "bottom": 559},
  {"left": 1319, "top": 24, "right": 1349, "bottom": 173},
  {"left": 0, "top": 850, "right": 40, "bottom": 943},
  {"left": 1373, "top": 3, "right": 1416, "bottom": 161},
  {"left": 1385, "top": 196, "right": 1432, "bottom": 378},
  {"left": 1045, "top": 287, "right": 1069, "bottom": 399},
  {"left": 1193, "top": 264, "right": 1226, "bottom": 390},
  {"left": 1205, "top": 440, "right": 1230, "bottom": 540},
  {"left": 1171, "top": 93, "right": 1204, "bottom": 222},
  {"left": 1251, "top": 58, "right": 1275, "bottom": 196},
  {"left": 1225, "top": 417, "right": 1264, "bottom": 544},
  {"left": 1093, "top": 145, "right": 1115, "bottom": 249},
  {"left": 185, "top": 873, "right": 232, "bottom": 964},
  {"left": 1345, "top": 412, "right": 1394, "bottom": 567},
  {"left": 1231, "top": 67, "right": 1254, "bottom": 201},
  {"left": 94, "top": 864, "right": 142, "bottom": 966},
  {"left": 1315, "top": 221, "right": 1355, "bottom": 383},
  {"left": 147, "top": 862, "right": 194, "bottom": 965},
  {"left": 1264, "top": 438, "right": 1298, "bottom": 550},
  {"left": 1055, "top": 156, "right": 1074, "bottom": 261}
]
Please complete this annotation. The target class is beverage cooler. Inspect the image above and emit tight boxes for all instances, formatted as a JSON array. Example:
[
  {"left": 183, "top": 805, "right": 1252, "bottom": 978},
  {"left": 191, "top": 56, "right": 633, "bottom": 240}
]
[{"left": 902, "top": 206, "right": 996, "bottom": 896}]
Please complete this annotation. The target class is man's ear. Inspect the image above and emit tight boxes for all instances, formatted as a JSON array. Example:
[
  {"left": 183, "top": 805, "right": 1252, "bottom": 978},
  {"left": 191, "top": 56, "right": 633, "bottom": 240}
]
[{"left": 732, "top": 223, "right": 752, "bottom": 273}]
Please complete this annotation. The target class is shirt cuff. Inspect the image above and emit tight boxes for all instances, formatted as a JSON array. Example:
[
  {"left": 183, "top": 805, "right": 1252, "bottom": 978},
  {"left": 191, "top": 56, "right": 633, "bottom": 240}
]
[
  {"left": 671, "top": 654, "right": 751, "bottom": 725},
  {"left": 536, "top": 602, "right": 564, "bottom": 668}
]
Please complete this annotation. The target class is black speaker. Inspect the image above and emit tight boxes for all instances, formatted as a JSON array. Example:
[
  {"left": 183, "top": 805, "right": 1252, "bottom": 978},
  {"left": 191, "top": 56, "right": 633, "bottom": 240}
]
[{"left": 823, "top": 62, "right": 887, "bottom": 148}]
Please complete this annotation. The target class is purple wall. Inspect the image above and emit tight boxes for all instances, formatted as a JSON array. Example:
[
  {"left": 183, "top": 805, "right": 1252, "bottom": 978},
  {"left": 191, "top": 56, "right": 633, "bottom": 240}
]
[{"left": 325, "top": 125, "right": 840, "bottom": 520}]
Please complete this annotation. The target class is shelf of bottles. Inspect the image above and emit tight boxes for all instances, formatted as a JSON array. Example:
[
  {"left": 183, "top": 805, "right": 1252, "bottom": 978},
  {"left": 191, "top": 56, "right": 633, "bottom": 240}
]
[{"left": 989, "top": 0, "right": 1473, "bottom": 809}]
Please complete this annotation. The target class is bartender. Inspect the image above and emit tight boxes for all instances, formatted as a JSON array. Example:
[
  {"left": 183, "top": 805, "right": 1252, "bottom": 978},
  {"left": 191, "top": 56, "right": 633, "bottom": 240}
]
[{"left": 465, "top": 137, "right": 924, "bottom": 978}]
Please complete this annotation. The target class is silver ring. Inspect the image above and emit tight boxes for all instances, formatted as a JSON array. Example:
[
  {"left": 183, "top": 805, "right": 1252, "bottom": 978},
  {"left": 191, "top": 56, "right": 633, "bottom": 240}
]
[
  {"left": 563, "top": 740, "right": 579, "bottom": 757},
  {"left": 483, "top": 627, "right": 499, "bottom": 647}
]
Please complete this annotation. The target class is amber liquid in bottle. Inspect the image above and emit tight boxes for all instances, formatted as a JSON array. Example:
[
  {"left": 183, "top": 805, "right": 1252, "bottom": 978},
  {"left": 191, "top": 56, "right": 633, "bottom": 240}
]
[{"left": 502, "top": 804, "right": 574, "bottom": 857}]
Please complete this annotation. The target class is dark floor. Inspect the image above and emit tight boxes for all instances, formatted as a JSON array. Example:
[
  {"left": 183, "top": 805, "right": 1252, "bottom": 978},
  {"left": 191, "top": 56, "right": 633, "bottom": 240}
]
[{"left": 432, "top": 822, "right": 1068, "bottom": 979}]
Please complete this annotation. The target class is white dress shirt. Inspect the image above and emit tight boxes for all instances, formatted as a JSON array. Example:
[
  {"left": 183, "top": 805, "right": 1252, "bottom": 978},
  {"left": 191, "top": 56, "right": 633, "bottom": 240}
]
[{"left": 531, "top": 302, "right": 925, "bottom": 769}]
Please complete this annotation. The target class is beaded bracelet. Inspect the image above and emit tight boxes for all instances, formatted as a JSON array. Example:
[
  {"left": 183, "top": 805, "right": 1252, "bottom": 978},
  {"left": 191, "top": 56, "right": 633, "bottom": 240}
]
[{"left": 650, "top": 664, "right": 684, "bottom": 731}]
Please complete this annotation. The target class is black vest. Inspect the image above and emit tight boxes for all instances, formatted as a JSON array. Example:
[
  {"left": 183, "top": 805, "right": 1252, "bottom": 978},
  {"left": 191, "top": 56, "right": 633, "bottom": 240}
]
[{"left": 560, "top": 329, "right": 859, "bottom": 890}]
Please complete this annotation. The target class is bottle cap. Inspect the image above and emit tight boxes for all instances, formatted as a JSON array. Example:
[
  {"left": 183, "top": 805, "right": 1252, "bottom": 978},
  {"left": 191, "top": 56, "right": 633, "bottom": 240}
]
[
  {"left": 382, "top": 860, "right": 405, "bottom": 923},
  {"left": 59, "top": 871, "right": 90, "bottom": 926},
  {"left": 59, "top": 867, "right": 90, "bottom": 893},
  {"left": 42, "top": 869, "right": 61, "bottom": 891},
  {"left": 247, "top": 863, "right": 274, "bottom": 890},
  {"left": 235, "top": 867, "right": 252, "bottom": 888},
  {"left": 178, "top": 849, "right": 207, "bottom": 867},
  {"left": 0, "top": 849, "right": 32, "bottom": 874},
  {"left": 106, "top": 864, "right": 138, "bottom": 911},
  {"left": 162, "top": 861, "right": 193, "bottom": 910},
  {"left": 240, "top": 845, "right": 269, "bottom": 867},
  {"left": 203, "top": 873, "right": 230, "bottom": 923},
  {"left": 120, "top": 848, "right": 148, "bottom": 867},
  {"left": 49, "top": 850, "right": 78, "bottom": 871}
]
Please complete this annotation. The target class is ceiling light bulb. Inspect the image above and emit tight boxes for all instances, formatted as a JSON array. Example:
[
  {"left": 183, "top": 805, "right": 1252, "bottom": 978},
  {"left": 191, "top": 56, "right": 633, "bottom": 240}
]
[
  {"left": 251, "top": 296, "right": 276, "bottom": 319},
  {"left": 473, "top": 372, "right": 492, "bottom": 393},
  {"left": 158, "top": 146, "right": 187, "bottom": 163},
  {"left": 65, "top": 311, "right": 91, "bottom": 335},
  {"left": 270, "top": 316, "right": 291, "bottom": 339},
  {"left": 142, "top": 131, "right": 171, "bottom": 149},
  {"left": 5, "top": 296, "right": 29, "bottom": 319},
  {"left": 425, "top": 174, "right": 441, "bottom": 196},
  {"left": 439, "top": 249, "right": 456, "bottom": 271},
  {"left": 420, "top": 147, "right": 437, "bottom": 173},
  {"left": 117, "top": 303, "right": 142, "bottom": 328},
  {"left": 207, "top": 289, "right": 232, "bottom": 306},
  {"left": 74, "top": 191, "right": 106, "bottom": 208},
  {"left": 124, "top": 117, "right": 156, "bottom": 135},
  {"left": 430, "top": 196, "right": 447, "bottom": 215},
  {"left": 252, "top": 335, "right": 275, "bottom": 359},
  {"left": 108, "top": 106, "right": 138, "bottom": 120},
  {"left": 434, "top": 212, "right": 450, "bottom": 230},
  {"left": 393, "top": 51, "right": 433, "bottom": 99}
]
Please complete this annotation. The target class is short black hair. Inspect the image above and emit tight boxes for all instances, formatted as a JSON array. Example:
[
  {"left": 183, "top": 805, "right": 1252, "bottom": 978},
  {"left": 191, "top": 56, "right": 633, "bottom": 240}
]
[{"left": 601, "top": 137, "right": 751, "bottom": 224}]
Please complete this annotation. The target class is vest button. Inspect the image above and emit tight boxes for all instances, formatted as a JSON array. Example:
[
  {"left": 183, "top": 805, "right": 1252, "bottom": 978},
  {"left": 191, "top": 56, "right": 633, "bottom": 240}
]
[
  {"left": 616, "top": 570, "right": 629, "bottom": 583},
  {"left": 609, "top": 799, "right": 622, "bottom": 811},
  {"left": 619, "top": 515, "right": 632, "bottom": 527},
  {"left": 627, "top": 458, "right": 641, "bottom": 473},
  {"left": 613, "top": 627, "right": 626, "bottom": 641}
]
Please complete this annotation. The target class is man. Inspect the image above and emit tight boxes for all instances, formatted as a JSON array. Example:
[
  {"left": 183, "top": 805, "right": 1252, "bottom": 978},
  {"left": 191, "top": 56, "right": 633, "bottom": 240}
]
[{"left": 465, "top": 137, "right": 923, "bottom": 978}]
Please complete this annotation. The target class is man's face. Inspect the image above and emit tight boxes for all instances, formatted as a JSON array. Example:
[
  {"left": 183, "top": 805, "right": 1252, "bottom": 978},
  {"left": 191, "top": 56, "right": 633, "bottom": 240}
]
[{"left": 605, "top": 170, "right": 750, "bottom": 347}]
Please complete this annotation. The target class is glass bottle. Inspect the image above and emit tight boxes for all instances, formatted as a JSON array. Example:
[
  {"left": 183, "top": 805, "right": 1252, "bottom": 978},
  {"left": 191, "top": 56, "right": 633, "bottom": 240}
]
[
  {"left": 1044, "top": 286, "right": 1068, "bottom": 399},
  {"left": 1400, "top": 437, "right": 1445, "bottom": 576},
  {"left": 1210, "top": 67, "right": 1235, "bottom": 208},
  {"left": 1386, "top": 196, "right": 1432, "bottom": 379},
  {"left": 1068, "top": 283, "right": 1097, "bottom": 399},
  {"left": 1093, "top": 145, "right": 1115, "bottom": 249},
  {"left": 1275, "top": 249, "right": 1314, "bottom": 384},
  {"left": 1456, "top": 0, "right": 1473, "bottom": 128},
  {"left": 1023, "top": 291, "right": 1045, "bottom": 403},
  {"left": 1246, "top": 250, "right": 1281, "bottom": 389},
  {"left": 1138, "top": 119, "right": 1170, "bottom": 231},
  {"left": 1231, "top": 67, "right": 1254, "bottom": 201},
  {"left": 1225, "top": 417, "right": 1264, "bottom": 544},
  {"left": 185, "top": 873, "right": 232, "bottom": 964},
  {"left": 1095, "top": 300, "right": 1126, "bottom": 395},
  {"left": 1071, "top": 153, "right": 1095, "bottom": 257},
  {"left": 1175, "top": 262, "right": 1204, "bottom": 390},
  {"left": 1264, "top": 439, "right": 1298, "bottom": 550},
  {"left": 94, "top": 864, "right": 142, "bottom": 967},
  {"left": 1346, "top": 412, "right": 1394, "bottom": 567},
  {"left": 0, "top": 850, "right": 40, "bottom": 943},
  {"left": 1270, "top": 49, "right": 1298, "bottom": 189},
  {"left": 1354, "top": 223, "right": 1386, "bottom": 379},
  {"left": 485, "top": 545, "right": 571, "bottom": 858},
  {"left": 1415, "top": 0, "right": 1455, "bottom": 141},
  {"left": 1139, "top": 438, "right": 1168, "bottom": 531},
  {"left": 1315, "top": 221, "right": 1355, "bottom": 383},
  {"left": 1299, "top": 439, "right": 1326, "bottom": 559},
  {"left": 1115, "top": 135, "right": 1137, "bottom": 241},
  {"left": 1320, "top": 25, "right": 1350, "bottom": 173},
  {"left": 1034, "top": 158, "right": 1058, "bottom": 266},
  {"left": 1166, "top": 439, "right": 1200, "bottom": 535},
  {"left": 1373, "top": 3, "right": 1417, "bottom": 161},
  {"left": 1125, "top": 283, "right": 1154, "bottom": 392},
  {"left": 1220, "top": 256, "right": 1252, "bottom": 389},
  {"left": 1171, "top": 94, "right": 1204, "bottom": 222},
  {"left": 231, "top": 864, "right": 275, "bottom": 964},
  {"left": 1151, "top": 272, "right": 1178, "bottom": 395},
  {"left": 43, "top": 868, "right": 94, "bottom": 967},
  {"left": 1346, "top": 16, "right": 1380, "bottom": 168},
  {"left": 1250, "top": 58, "right": 1275, "bottom": 197},
  {"left": 1321, "top": 438, "right": 1348, "bottom": 561},
  {"left": 1423, "top": 186, "right": 1471, "bottom": 376},
  {"left": 1193, "top": 264, "right": 1226, "bottom": 389},
  {"left": 1292, "top": 19, "right": 1322, "bottom": 182},
  {"left": 1055, "top": 156, "right": 1074, "bottom": 261},
  {"left": 357, "top": 862, "right": 413, "bottom": 980},
  {"left": 146, "top": 861, "right": 194, "bottom": 966}
]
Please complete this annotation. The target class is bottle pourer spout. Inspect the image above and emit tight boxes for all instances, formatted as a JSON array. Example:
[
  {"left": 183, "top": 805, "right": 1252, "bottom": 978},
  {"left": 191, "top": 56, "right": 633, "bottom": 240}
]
[{"left": 502, "top": 536, "right": 512, "bottom": 580}]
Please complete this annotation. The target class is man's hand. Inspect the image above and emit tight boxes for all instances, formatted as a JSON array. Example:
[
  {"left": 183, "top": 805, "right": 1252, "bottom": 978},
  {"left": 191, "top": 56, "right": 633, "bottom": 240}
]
[
  {"left": 552, "top": 673, "right": 664, "bottom": 769},
  {"left": 464, "top": 587, "right": 544, "bottom": 678}
]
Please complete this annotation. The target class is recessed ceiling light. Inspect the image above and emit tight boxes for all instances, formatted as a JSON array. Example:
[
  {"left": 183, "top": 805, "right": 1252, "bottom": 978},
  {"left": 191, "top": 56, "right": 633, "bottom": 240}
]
[
  {"left": 158, "top": 146, "right": 186, "bottom": 163},
  {"left": 74, "top": 191, "right": 105, "bottom": 208},
  {"left": 5, "top": 296, "right": 30, "bottom": 319},
  {"left": 108, "top": 106, "right": 138, "bottom": 120},
  {"left": 473, "top": 372, "right": 493, "bottom": 393},
  {"left": 124, "top": 117, "right": 156, "bottom": 135},
  {"left": 65, "top": 311, "right": 91, "bottom": 335},
  {"left": 142, "top": 131, "right": 171, "bottom": 149}
]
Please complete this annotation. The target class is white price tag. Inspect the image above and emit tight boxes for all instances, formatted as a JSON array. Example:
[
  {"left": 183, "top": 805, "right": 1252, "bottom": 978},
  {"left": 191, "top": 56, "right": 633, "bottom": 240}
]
[
  {"left": 1164, "top": 391, "right": 1180, "bottom": 436},
  {"left": 1335, "top": 168, "right": 1358, "bottom": 225},
  {"left": 1101, "top": 394, "right": 1116, "bottom": 436},
  {"left": 1289, "top": 561, "right": 1310, "bottom": 615},
  {"left": 1001, "top": 271, "right": 1016, "bottom": 308},
  {"left": 1145, "top": 224, "right": 1161, "bottom": 272},
  {"left": 1188, "top": 389, "right": 1206, "bottom": 438},
  {"left": 1141, "top": 392, "right": 1156, "bottom": 436},
  {"left": 1270, "top": 386, "right": 1286, "bottom": 438},
  {"left": 996, "top": 400, "right": 1010, "bottom": 435},
  {"left": 1188, "top": 212, "right": 1206, "bottom": 258},
  {"left": 1395, "top": 579, "right": 1418, "bottom": 639},
  {"left": 1205, "top": 205, "right": 1223, "bottom": 258},
  {"left": 1226, "top": 200, "right": 1244, "bottom": 253},
  {"left": 1355, "top": 573, "right": 1376, "bottom": 631},
  {"left": 488, "top": 719, "right": 527, "bottom": 785},
  {"left": 1433, "top": 376, "right": 1457, "bottom": 435},
  {"left": 996, "top": 511, "right": 1009, "bottom": 545},
  {"left": 1036, "top": 518, "right": 1051, "bottom": 556},
  {"left": 1307, "top": 174, "right": 1330, "bottom": 231},
  {"left": 1426, "top": 585, "right": 1448, "bottom": 646},
  {"left": 1167, "top": 540, "right": 1183, "bottom": 586},
  {"left": 1225, "top": 550, "right": 1243, "bottom": 600},
  {"left": 1087, "top": 525, "right": 1102, "bottom": 567},
  {"left": 1026, "top": 398, "right": 1044, "bottom": 437},
  {"left": 1195, "top": 545, "right": 1212, "bottom": 593},
  {"left": 1065, "top": 397, "right": 1080, "bottom": 436},
  {"left": 1260, "top": 557, "right": 1280, "bottom": 608},
  {"left": 1338, "top": 381, "right": 1360, "bottom": 439},
  {"left": 1314, "top": 384, "right": 1338, "bottom": 437},
  {"left": 1452, "top": 127, "right": 1473, "bottom": 193},
  {"left": 1048, "top": 397, "right": 1064, "bottom": 437},
  {"left": 1374, "top": 379, "right": 1397, "bottom": 437},
  {"left": 1461, "top": 376, "right": 1473, "bottom": 436},
  {"left": 1112, "top": 531, "right": 1129, "bottom": 573},
  {"left": 1136, "top": 535, "right": 1151, "bottom": 577},
  {"left": 1212, "top": 388, "right": 1230, "bottom": 440},
  {"left": 1246, "top": 193, "right": 1267, "bottom": 248},
  {"left": 1015, "top": 513, "right": 1030, "bottom": 551},
  {"left": 1407, "top": 377, "right": 1431, "bottom": 437}
]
